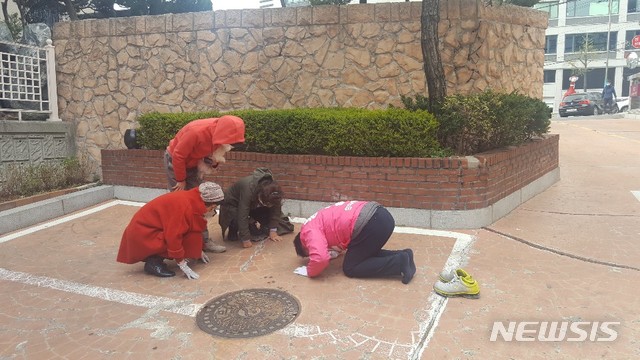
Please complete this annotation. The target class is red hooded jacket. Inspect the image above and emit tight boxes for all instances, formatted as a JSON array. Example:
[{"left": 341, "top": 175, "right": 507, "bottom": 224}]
[
  {"left": 117, "top": 188, "right": 209, "bottom": 264},
  {"left": 167, "top": 115, "right": 245, "bottom": 182}
]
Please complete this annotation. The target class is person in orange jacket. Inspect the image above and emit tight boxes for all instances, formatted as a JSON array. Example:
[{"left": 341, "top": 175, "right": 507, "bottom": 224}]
[
  {"left": 116, "top": 182, "right": 225, "bottom": 279},
  {"left": 164, "top": 115, "right": 245, "bottom": 253},
  {"left": 165, "top": 115, "right": 245, "bottom": 191}
]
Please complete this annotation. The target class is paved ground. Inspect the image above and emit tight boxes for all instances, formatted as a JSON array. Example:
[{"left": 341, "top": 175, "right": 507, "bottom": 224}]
[{"left": 1, "top": 118, "right": 639, "bottom": 359}]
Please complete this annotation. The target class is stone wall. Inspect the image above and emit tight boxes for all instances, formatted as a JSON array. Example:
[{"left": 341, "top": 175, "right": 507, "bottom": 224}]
[
  {"left": 0, "top": 121, "right": 76, "bottom": 182},
  {"left": 51, "top": 1, "right": 548, "bottom": 173}
]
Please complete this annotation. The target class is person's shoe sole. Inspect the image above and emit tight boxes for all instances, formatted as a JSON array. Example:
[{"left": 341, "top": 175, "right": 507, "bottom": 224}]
[
  {"left": 433, "top": 288, "right": 480, "bottom": 299},
  {"left": 204, "top": 244, "right": 227, "bottom": 253}
]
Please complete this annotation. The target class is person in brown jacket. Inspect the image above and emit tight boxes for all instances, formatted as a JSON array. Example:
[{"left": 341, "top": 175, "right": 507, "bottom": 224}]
[{"left": 218, "top": 168, "right": 294, "bottom": 248}]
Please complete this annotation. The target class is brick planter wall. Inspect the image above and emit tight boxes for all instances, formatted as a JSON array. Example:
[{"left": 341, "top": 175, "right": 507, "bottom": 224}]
[{"left": 101, "top": 135, "right": 558, "bottom": 212}]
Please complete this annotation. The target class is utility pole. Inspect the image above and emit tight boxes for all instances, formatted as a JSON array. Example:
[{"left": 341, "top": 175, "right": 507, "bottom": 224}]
[{"left": 604, "top": 0, "right": 612, "bottom": 84}]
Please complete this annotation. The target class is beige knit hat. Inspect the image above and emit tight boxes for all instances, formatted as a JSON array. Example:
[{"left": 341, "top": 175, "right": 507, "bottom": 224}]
[{"left": 199, "top": 182, "right": 224, "bottom": 203}]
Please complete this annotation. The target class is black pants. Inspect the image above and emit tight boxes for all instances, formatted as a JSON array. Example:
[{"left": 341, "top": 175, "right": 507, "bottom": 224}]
[{"left": 342, "top": 207, "right": 405, "bottom": 278}]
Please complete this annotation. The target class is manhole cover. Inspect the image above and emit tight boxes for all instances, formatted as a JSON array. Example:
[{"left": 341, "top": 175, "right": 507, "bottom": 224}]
[{"left": 196, "top": 288, "right": 300, "bottom": 338}]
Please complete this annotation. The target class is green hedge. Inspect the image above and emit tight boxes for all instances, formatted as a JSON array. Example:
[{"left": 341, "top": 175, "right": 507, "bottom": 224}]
[
  {"left": 137, "top": 108, "right": 443, "bottom": 157},
  {"left": 136, "top": 91, "right": 549, "bottom": 157},
  {"left": 402, "top": 90, "right": 551, "bottom": 155}
]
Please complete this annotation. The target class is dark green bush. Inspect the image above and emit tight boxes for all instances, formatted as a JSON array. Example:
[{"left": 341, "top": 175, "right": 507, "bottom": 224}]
[
  {"left": 402, "top": 90, "right": 551, "bottom": 155},
  {"left": 137, "top": 108, "right": 443, "bottom": 157}
]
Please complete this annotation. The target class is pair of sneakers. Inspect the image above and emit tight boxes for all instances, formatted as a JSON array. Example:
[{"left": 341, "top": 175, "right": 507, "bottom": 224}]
[{"left": 433, "top": 268, "right": 480, "bottom": 299}]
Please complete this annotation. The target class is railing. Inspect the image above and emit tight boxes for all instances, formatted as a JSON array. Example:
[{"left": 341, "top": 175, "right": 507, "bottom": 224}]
[{"left": 0, "top": 39, "right": 59, "bottom": 121}]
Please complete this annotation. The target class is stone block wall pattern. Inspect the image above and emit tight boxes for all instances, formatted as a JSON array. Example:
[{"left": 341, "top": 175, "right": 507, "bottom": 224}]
[
  {"left": 101, "top": 135, "right": 559, "bottom": 211},
  {"left": 51, "top": 1, "right": 548, "bottom": 174}
]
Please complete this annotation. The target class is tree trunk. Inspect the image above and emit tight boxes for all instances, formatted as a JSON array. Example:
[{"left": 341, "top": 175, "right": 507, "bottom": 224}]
[
  {"left": 420, "top": 0, "right": 446, "bottom": 111},
  {"left": 280, "top": 0, "right": 286, "bottom": 7},
  {"left": 63, "top": 0, "right": 78, "bottom": 20},
  {"left": 14, "top": 0, "right": 26, "bottom": 29},
  {"left": 2, "top": 0, "right": 9, "bottom": 25}
]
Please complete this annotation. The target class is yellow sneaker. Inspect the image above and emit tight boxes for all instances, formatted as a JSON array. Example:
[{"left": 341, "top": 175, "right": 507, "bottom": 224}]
[{"left": 434, "top": 268, "right": 480, "bottom": 299}]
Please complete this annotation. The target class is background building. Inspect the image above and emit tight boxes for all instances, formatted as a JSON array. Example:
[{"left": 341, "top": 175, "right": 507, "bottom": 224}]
[{"left": 537, "top": 0, "right": 640, "bottom": 112}]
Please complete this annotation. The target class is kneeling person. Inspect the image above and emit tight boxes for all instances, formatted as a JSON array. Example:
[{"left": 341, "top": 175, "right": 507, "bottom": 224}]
[
  {"left": 116, "top": 182, "right": 224, "bottom": 279},
  {"left": 293, "top": 201, "right": 416, "bottom": 284},
  {"left": 219, "top": 168, "right": 294, "bottom": 248}
]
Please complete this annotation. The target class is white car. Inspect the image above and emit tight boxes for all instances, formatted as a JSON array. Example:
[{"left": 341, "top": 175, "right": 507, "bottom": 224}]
[{"left": 613, "top": 97, "right": 629, "bottom": 113}]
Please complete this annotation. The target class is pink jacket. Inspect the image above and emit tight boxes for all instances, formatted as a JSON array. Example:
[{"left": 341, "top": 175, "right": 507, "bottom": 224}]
[{"left": 299, "top": 201, "right": 367, "bottom": 277}]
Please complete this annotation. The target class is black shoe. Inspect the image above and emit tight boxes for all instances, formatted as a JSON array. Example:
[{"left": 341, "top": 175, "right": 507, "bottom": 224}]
[
  {"left": 403, "top": 249, "right": 416, "bottom": 275},
  {"left": 248, "top": 221, "right": 259, "bottom": 236},
  {"left": 400, "top": 252, "right": 415, "bottom": 285},
  {"left": 144, "top": 257, "right": 175, "bottom": 277},
  {"left": 226, "top": 222, "right": 239, "bottom": 241},
  {"left": 226, "top": 230, "right": 239, "bottom": 241}
]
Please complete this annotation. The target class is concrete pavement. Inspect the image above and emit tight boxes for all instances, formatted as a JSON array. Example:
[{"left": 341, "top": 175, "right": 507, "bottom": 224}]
[{"left": 0, "top": 118, "right": 639, "bottom": 359}]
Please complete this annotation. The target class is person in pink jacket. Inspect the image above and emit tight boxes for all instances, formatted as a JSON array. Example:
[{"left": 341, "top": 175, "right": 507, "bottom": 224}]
[{"left": 293, "top": 201, "right": 416, "bottom": 284}]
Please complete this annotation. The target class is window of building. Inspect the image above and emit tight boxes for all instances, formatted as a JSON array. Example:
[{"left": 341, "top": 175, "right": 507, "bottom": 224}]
[
  {"left": 545, "top": 35, "right": 558, "bottom": 54},
  {"left": 544, "top": 70, "right": 556, "bottom": 83},
  {"left": 625, "top": 30, "right": 640, "bottom": 49},
  {"left": 534, "top": 1, "right": 559, "bottom": 19},
  {"left": 562, "top": 68, "right": 612, "bottom": 90},
  {"left": 565, "top": 32, "right": 618, "bottom": 53},
  {"left": 629, "top": 0, "right": 639, "bottom": 13},
  {"left": 566, "top": 0, "right": 619, "bottom": 18}
]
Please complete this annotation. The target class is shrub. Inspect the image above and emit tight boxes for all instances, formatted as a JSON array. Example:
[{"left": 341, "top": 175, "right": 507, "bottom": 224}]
[
  {"left": 137, "top": 108, "right": 443, "bottom": 157},
  {"left": 402, "top": 90, "right": 551, "bottom": 155},
  {"left": 0, "top": 157, "right": 93, "bottom": 201}
]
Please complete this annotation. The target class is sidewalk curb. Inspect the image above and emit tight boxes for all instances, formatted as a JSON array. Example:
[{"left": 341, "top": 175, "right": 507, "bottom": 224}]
[{"left": 0, "top": 185, "right": 114, "bottom": 235}]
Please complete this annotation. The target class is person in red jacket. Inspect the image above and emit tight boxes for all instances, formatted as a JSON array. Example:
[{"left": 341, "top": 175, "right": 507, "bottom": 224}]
[
  {"left": 293, "top": 201, "right": 416, "bottom": 284},
  {"left": 164, "top": 114, "right": 245, "bottom": 253},
  {"left": 117, "top": 182, "right": 225, "bottom": 279},
  {"left": 165, "top": 115, "right": 245, "bottom": 191}
]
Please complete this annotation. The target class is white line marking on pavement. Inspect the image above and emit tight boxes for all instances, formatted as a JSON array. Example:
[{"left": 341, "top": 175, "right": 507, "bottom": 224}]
[
  {"left": 292, "top": 217, "right": 476, "bottom": 359},
  {"left": 0, "top": 200, "right": 144, "bottom": 244},
  {"left": 393, "top": 227, "right": 475, "bottom": 360},
  {"left": 632, "top": 191, "right": 640, "bottom": 202},
  {"left": 0, "top": 267, "right": 202, "bottom": 317},
  {"left": 1, "top": 204, "right": 474, "bottom": 359}
]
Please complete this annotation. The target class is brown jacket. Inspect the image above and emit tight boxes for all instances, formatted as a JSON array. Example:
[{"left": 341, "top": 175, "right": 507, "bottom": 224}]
[{"left": 218, "top": 168, "right": 292, "bottom": 241}]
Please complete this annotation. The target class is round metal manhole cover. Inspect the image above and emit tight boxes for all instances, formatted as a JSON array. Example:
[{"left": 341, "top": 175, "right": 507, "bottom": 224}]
[{"left": 196, "top": 288, "right": 300, "bottom": 338}]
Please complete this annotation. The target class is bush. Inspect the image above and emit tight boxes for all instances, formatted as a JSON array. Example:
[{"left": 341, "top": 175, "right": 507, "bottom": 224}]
[
  {"left": 137, "top": 108, "right": 443, "bottom": 157},
  {"left": 402, "top": 90, "right": 551, "bottom": 155},
  {"left": 0, "top": 157, "right": 93, "bottom": 201}
]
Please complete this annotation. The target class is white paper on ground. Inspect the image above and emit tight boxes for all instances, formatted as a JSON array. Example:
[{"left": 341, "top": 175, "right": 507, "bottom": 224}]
[{"left": 293, "top": 266, "right": 308, "bottom": 277}]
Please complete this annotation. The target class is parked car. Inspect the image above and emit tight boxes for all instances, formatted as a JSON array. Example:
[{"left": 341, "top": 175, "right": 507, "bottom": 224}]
[
  {"left": 558, "top": 92, "right": 604, "bottom": 117},
  {"left": 612, "top": 97, "right": 629, "bottom": 113}
]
